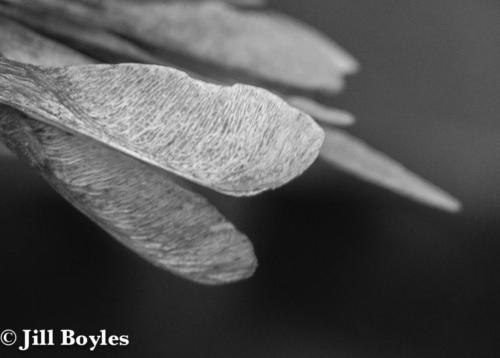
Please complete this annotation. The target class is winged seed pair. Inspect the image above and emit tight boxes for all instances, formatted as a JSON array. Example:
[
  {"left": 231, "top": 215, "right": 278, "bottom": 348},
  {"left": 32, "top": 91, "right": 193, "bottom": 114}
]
[{"left": 0, "top": 0, "right": 460, "bottom": 285}]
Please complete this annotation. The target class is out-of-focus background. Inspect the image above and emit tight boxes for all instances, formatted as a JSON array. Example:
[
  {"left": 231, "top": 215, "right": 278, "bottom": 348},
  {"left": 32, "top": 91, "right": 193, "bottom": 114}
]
[{"left": 1, "top": 0, "right": 500, "bottom": 357}]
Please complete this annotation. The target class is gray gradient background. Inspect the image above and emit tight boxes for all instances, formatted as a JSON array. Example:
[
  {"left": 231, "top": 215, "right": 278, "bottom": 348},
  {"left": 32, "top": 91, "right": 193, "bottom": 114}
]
[{"left": 1, "top": 0, "right": 500, "bottom": 357}]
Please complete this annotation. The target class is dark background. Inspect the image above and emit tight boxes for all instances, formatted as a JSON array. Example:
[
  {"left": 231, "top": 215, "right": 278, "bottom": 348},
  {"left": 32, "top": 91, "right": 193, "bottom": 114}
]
[{"left": 1, "top": 0, "right": 500, "bottom": 357}]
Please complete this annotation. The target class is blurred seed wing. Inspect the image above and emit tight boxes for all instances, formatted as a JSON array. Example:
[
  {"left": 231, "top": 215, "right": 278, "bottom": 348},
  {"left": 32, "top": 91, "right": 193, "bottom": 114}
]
[
  {"left": 0, "top": 13, "right": 355, "bottom": 129},
  {"left": 0, "top": 107, "right": 256, "bottom": 284},
  {"left": 0, "top": 7, "right": 170, "bottom": 65},
  {"left": 0, "top": 15, "right": 94, "bottom": 66},
  {"left": 320, "top": 128, "right": 461, "bottom": 212},
  {"left": 0, "top": 57, "right": 324, "bottom": 196},
  {"left": 102, "top": 1, "right": 359, "bottom": 92},
  {"left": 0, "top": 0, "right": 358, "bottom": 92},
  {"left": 105, "top": 0, "right": 267, "bottom": 6},
  {"left": 287, "top": 96, "right": 355, "bottom": 126}
]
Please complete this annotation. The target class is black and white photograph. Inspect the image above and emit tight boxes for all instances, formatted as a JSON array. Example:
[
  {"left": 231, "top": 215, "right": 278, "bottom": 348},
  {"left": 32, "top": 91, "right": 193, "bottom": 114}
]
[{"left": 0, "top": 0, "right": 499, "bottom": 357}]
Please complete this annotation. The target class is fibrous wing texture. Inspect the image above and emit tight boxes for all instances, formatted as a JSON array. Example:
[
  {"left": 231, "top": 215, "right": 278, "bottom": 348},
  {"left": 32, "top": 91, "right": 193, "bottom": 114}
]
[
  {"left": 0, "top": 58, "right": 324, "bottom": 196},
  {"left": 0, "top": 20, "right": 325, "bottom": 284},
  {"left": 0, "top": 107, "right": 257, "bottom": 284}
]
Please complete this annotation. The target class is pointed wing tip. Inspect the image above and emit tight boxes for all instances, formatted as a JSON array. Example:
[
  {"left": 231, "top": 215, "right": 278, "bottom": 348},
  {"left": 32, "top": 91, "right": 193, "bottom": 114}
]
[
  {"left": 408, "top": 178, "right": 462, "bottom": 212},
  {"left": 445, "top": 200, "right": 462, "bottom": 213},
  {"left": 424, "top": 192, "right": 462, "bottom": 213},
  {"left": 319, "top": 128, "right": 462, "bottom": 214}
]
